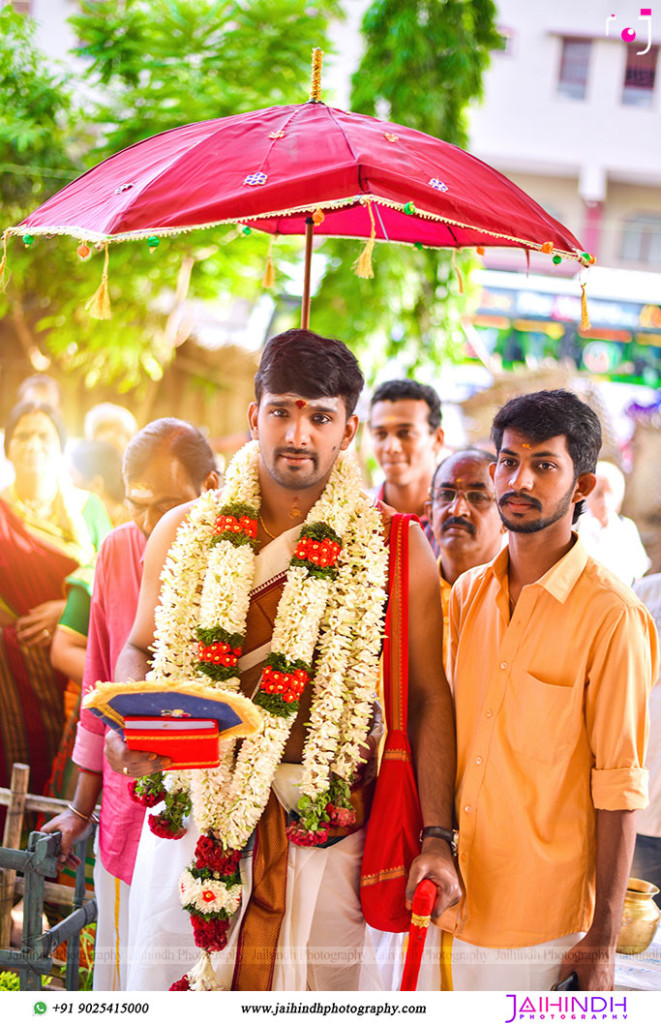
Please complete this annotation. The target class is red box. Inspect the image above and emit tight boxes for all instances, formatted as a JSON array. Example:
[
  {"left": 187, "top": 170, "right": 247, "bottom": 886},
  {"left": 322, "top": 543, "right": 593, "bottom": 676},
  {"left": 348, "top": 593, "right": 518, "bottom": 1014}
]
[{"left": 124, "top": 717, "right": 221, "bottom": 769}]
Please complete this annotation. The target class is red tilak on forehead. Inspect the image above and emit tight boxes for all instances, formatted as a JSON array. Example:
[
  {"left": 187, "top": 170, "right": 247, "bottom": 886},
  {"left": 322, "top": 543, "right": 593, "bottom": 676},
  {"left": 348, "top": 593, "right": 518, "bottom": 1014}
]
[{"left": 295, "top": 399, "right": 307, "bottom": 409}]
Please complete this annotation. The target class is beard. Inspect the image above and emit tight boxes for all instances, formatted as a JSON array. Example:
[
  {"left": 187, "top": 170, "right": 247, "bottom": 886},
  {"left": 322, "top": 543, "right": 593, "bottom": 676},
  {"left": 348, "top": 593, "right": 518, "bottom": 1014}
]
[
  {"left": 262, "top": 446, "right": 325, "bottom": 491},
  {"left": 498, "top": 481, "right": 575, "bottom": 534}
]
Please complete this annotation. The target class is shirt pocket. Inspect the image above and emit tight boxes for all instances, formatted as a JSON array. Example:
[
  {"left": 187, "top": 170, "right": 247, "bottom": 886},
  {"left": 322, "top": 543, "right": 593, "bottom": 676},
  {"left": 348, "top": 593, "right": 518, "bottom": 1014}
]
[{"left": 505, "top": 670, "right": 581, "bottom": 766}]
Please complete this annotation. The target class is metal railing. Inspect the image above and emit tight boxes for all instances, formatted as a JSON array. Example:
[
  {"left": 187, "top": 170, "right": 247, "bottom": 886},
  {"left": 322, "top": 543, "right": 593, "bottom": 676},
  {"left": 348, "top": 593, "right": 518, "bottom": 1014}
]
[
  {"left": 0, "top": 829, "right": 97, "bottom": 991},
  {"left": 0, "top": 763, "right": 98, "bottom": 991}
]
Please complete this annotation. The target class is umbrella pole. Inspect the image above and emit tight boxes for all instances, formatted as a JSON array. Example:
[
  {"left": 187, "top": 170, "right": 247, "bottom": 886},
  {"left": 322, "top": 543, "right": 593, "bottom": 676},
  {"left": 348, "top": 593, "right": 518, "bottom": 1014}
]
[{"left": 300, "top": 217, "right": 314, "bottom": 329}]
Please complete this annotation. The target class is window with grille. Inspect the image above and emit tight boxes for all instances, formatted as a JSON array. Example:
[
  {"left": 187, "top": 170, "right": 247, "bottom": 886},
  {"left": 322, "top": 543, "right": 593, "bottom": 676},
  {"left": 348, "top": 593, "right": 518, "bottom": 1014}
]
[
  {"left": 620, "top": 214, "right": 661, "bottom": 265},
  {"left": 557, "top": 38, "right": 591, "bottom": 100},
  {"left": 623, "top": 44, "right": 658, "bottom": 107}
]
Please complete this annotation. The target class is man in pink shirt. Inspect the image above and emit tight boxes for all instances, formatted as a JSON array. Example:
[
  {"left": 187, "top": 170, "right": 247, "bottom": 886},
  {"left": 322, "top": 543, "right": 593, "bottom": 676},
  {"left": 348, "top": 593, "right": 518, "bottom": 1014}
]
[{"left": 43, "top": 418, "right": 218, "bottom": 989}]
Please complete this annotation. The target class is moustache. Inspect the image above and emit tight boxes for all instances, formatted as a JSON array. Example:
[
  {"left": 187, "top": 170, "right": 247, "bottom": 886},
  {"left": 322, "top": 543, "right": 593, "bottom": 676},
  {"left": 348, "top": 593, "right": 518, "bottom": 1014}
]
[
  {"left": 442, "top": 516, "right": 476, "bottom": 536},
  {"left": 499, "top": 491, "right": 543, "bottom": 512}
]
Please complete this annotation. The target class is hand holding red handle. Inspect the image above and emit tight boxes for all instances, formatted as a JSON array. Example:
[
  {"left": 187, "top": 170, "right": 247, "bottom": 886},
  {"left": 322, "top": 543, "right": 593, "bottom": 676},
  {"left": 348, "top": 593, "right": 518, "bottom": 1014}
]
[{"left": 400, "top": 879, "right": 437, "bottom": 991}]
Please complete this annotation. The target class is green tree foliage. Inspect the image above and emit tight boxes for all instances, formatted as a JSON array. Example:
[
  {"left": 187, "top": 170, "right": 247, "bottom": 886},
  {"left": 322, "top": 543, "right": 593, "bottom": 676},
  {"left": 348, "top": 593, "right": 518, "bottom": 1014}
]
[
  {"left": 0, "top": 8, "right": 77, "bottom": 214},
  {"left": 352, "top": 0, "right": 502, "bottom": 148},
  {"left": 0, "top": 7, "right": 84, "bottom": 372},
  {"left": 0, "top": 0, "right": 340, "bottom": 389},
  {"left": 310, "top": 0, "right": 502, "bottom": 377},
  {"left": 72, "top": 0, "right": 341, "bottom": 157}
]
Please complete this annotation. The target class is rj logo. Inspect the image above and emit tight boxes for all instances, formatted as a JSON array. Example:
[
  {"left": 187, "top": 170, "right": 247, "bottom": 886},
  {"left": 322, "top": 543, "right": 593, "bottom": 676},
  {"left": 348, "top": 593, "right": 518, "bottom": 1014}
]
[{"left": 606, "top": 8, "right": 653, "bottom": 54}]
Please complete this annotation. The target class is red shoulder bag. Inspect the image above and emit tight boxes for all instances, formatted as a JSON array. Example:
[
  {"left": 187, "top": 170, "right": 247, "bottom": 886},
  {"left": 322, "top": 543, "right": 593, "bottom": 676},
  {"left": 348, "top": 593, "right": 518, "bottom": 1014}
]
[{"left": 360, "top": 512, "right": 422, "bottom": 932}]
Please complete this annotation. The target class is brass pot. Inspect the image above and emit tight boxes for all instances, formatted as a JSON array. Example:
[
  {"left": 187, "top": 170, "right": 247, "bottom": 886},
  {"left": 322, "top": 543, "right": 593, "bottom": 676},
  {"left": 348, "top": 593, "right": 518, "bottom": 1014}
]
[{"left": 616, "top": 877, "right": 661, "bottom": 955}]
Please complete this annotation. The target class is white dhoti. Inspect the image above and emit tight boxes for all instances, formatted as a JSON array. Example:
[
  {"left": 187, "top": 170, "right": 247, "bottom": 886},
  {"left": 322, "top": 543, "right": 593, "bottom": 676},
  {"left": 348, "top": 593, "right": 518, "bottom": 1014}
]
[
  {"left": 126, "top": 812, "right": 386, "bottom": 992},
  {"left": 448, "top": 932, "right": 585, "bottom": 991},
  {"left": 365, "top": 927, "right": 586, "bottom": 992},
  {"left": 92, "top": 838, "right": 132, "bottom": 991}
]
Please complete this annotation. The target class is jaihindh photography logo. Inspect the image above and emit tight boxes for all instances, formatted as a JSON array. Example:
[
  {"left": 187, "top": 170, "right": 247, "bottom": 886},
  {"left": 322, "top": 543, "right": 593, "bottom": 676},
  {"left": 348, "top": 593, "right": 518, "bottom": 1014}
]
[{"left": 504, "top": 993, "right": 628, "bottom": 1022}]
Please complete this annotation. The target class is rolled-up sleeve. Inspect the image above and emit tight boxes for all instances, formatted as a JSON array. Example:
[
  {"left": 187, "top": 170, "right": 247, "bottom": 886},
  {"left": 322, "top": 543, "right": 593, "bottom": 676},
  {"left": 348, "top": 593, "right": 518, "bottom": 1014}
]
[
  {"left": 587, "top": 603, "right": 658, "bottom": 810},
  {"left": 72, "top": 722, "right": 105, "bottom": 772}
]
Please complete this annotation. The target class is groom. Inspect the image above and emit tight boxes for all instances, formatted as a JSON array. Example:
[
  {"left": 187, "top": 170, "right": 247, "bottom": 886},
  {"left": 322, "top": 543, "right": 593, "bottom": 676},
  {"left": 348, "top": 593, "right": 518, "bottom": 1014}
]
[{"left": 110, "top": 329, "right": 460, "bottom": 990}]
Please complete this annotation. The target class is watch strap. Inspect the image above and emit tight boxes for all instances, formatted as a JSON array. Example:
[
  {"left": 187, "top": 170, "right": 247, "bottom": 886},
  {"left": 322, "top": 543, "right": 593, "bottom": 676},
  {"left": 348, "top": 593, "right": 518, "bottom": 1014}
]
[{"left": 420, "top": 825, "right": 458, "bottom": 855}]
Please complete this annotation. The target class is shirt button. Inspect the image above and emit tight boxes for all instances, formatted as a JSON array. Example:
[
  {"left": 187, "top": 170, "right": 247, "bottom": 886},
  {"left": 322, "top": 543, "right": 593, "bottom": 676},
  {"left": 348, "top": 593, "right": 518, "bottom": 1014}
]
[
  {"left": 464, "top": 805, "right": 472, "bottom": 814},
  {"left": 500, "top": 661, "right": 507, "bottom": 670},
  {"left": 475, "top": 756, "right": 483, "bottom": 765},
  {"left": 486, "top": 709, "right": 493, "bottom": 718}
]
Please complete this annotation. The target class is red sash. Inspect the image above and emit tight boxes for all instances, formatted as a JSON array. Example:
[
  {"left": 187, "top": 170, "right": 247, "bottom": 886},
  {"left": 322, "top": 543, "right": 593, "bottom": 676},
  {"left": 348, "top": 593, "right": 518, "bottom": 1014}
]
[{"left": 360, "top": 513, "right": 423, "bottom": 932}]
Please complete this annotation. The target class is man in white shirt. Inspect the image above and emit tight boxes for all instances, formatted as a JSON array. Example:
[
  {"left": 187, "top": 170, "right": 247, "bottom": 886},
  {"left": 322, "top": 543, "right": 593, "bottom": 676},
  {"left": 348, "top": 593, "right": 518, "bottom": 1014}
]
[{"left": 577, "top": 460, "right": 650, "bottom": 586}]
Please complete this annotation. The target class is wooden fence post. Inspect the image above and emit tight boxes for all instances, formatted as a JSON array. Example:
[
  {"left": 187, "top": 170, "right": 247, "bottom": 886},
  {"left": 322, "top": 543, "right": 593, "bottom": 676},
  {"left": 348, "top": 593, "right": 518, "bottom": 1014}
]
[{"left": 0, "top": 763, "right": 30, "bottom": 948}]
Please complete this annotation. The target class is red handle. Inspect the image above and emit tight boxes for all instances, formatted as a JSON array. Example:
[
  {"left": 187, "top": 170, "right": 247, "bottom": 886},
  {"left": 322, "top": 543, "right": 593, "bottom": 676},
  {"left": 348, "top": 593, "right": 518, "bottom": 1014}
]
[
  {"left": 400, "top": 879, "right": 438, "bottom": 991},
  {"left": 411, "top": 878, "right": 437, "bottom": 917}
]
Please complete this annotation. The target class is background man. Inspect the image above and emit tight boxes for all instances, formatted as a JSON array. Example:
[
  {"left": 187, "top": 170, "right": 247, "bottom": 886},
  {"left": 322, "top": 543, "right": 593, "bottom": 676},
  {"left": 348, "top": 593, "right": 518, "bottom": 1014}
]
[
  {"left": 577, "top": 459, "right": 650, "bottom": 586},
  {"left": 110, "top": 330, "right": 460, "bottom": 991},
  {"left": 426, "top": 448, "right": 505, "bottom": 658},
  {"left": 369, "top": 379, "right": 444, "bottom": 555},
  {"left": 84, "top": 402, "right": 138, "bottom": 456},
  {"left": 43, "top": 418, "right": 219, "bottom": 990},
  {"left": 441, "top": 389, "right": 657, "bottom": 991}
]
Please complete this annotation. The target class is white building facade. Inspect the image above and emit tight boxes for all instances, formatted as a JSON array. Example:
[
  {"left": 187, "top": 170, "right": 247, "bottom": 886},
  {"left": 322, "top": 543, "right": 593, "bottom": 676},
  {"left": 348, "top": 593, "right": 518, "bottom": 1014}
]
[{"left": 467, "top": 0, "right": 661, "bottom": 386}]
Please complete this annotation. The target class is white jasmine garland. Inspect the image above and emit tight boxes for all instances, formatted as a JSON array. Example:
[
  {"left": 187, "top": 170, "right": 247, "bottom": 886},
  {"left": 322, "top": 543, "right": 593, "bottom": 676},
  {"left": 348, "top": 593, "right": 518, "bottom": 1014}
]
[
  {"left": 199, "top": 540, "right": 254, "bottom": 635},
  {"left": 331, "top": 507, "right": 389, "bottom": 781},
  {"left": 188, "top": 745, "right": 236, "bottom": 835},
  {"left": 148, "top": 440, "right": 388, "bottom": 988},
  {"left": 151, "top": 443, "right": 388, "bottom": 839},
  {"left": 300, "top": 495, "right": 387, "bottom": 795},
  {"left": 149, "top": 490, "right": 221, "bottom": 683},
  {"left": 270, "top": 569, "right": 330, "bottom": 664},
  {"left": 187, "top": 952, "right": 222, "bottom": 992}
]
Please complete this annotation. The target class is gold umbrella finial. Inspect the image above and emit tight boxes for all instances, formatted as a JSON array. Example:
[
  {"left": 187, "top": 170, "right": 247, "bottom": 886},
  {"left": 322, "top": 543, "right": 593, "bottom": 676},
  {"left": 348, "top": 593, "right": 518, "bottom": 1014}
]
[{"left": 310, "top": 48, "right": 324, "bottom": 102}]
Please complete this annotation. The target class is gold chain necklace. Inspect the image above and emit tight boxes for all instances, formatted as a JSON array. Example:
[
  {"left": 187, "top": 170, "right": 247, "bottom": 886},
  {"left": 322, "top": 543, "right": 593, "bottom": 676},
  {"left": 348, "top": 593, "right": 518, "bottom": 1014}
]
[{"left": 258, "top": 512, "right": 277, "bottom": 540}]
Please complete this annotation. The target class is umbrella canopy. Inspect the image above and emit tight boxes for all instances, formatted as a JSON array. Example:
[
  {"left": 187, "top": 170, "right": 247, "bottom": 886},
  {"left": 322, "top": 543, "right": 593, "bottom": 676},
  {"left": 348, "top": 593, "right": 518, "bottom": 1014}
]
[
  {"left": 5, "top": 51, "right": 591, "bottom": 326},
  {"left": 14, "top": 100, "right": 583, "bottom": 255}
]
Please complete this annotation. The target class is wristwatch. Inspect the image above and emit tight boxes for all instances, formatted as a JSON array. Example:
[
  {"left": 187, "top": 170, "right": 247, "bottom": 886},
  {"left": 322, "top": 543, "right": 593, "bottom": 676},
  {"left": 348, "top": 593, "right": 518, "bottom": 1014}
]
[{"left": 420, "top": 825, "right": 459, "bottom": 856}]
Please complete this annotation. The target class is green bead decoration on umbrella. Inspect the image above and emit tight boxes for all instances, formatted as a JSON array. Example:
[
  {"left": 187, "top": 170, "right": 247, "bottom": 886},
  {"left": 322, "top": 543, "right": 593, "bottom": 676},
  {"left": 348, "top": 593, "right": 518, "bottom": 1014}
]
[
  {"left": 22, "top": 234, "right": 34, "bottom": 247},
  {"left": 414, "top": 242, "right": 423, "bottom": 250},
  {"left": 552, "top": 254, "right": 562, "bottom": 265},
  {"left": 403, "top": 202, "right": 416, "bottom": 215},
  {"left": 147, "top": 236, "right": 160, "bottom": 253},
  {"left": 241, "top": 225, "right": 252, "bottom": 236}
]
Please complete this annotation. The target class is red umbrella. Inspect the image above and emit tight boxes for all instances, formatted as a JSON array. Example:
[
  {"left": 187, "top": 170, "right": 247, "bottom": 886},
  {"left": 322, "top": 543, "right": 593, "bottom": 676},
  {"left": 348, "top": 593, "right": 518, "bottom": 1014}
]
[{"left": 4, "top": 50, "right": 592, "bottom": 327}]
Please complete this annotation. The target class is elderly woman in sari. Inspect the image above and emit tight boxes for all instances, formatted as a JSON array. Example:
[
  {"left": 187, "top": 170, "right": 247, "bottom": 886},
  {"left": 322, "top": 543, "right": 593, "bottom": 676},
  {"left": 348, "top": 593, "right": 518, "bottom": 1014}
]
[{"left": 0, "top": 401, "right": 110, "bottom": 807}]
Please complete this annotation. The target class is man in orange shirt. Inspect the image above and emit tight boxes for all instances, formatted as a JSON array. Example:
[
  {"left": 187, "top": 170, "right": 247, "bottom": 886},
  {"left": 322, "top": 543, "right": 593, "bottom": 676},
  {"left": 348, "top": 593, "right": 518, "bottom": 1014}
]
[{"left": 442, "top": 389, "right": 657, "bottom": 991}]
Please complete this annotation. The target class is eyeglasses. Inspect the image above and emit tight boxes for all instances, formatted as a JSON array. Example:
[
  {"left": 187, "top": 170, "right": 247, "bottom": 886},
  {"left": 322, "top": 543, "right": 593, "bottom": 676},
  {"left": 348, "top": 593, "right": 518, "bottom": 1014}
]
[{"left": 428, "top": 487, "right": 494, "bottom": 508}]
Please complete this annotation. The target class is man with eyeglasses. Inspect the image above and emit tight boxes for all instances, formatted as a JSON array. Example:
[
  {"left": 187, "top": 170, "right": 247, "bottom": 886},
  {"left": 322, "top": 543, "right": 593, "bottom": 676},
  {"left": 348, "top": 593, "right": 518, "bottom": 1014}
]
[{"left": 426, "top": 449, "right": 505, "bottom": 661}]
